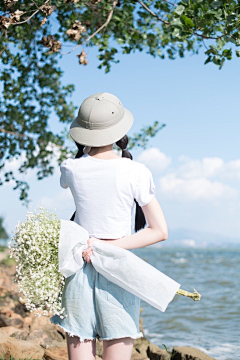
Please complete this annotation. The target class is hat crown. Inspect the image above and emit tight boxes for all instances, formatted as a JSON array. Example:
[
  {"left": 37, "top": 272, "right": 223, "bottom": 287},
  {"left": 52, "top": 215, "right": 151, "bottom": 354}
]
[{"left": 77, "top": 92, "right": 124, "bottom": 130}]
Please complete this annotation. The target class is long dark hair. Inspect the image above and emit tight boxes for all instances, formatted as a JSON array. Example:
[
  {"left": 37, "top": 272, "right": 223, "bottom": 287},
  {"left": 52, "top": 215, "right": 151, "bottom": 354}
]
[{"left": 70, "top": 135, "right": 146, "bottom": 232}]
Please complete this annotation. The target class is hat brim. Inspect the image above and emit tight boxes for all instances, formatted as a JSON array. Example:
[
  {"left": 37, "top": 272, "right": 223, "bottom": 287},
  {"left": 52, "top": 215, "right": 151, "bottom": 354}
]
[{"left": 69, "top": 108, "right": 134, "bottom": 147}]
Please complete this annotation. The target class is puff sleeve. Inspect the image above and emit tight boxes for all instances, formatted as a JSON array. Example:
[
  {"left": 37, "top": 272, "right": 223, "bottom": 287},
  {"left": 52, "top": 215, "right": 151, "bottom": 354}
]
[
  {"left": 60, "top": 160, "right": 69, "bottom": 189},
  {"left": 134, "top": 164, "right": 156, "bottom": 207}
]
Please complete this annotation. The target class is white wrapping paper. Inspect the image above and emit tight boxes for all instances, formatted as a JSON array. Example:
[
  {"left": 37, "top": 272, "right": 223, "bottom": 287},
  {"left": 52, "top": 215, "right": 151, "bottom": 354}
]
[
  {"left": 59, "top": 220, "right": 89, "bottom": 277},
  {"left": 59, "top": 220, "right": 180, "bottom": 312}
]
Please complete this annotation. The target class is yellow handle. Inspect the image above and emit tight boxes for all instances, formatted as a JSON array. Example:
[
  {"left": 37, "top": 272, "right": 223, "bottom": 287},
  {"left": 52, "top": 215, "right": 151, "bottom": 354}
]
[{"left": 176, "top": 288, "right": 201, "bottom": 301}]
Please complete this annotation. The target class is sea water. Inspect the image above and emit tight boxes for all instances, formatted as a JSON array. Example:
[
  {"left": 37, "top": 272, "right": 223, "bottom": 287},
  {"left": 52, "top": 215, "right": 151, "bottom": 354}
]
[{"left": 134, "top": 247, "right": 240, "bottom": 360}]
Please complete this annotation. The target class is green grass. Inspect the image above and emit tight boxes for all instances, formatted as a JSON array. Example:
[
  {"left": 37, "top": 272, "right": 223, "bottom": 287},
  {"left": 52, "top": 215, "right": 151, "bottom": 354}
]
[{"left": 0, "top": 245, "right": 6, "bottom": 252}]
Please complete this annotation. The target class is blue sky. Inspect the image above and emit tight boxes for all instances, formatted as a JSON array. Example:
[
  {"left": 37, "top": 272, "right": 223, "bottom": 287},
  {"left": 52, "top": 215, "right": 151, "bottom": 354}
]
[{"left": 1, "top": 44, "right": 240, "bottom": 242}]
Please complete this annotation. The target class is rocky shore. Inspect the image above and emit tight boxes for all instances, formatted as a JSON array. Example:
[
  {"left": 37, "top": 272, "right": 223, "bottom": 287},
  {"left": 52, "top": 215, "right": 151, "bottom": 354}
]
[{"left": 0, "top": 249, "right": 216, "bottom": 360}]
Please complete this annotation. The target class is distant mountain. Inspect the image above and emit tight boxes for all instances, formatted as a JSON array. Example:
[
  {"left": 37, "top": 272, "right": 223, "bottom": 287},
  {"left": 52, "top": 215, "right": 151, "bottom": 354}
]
[{"left": 152, "top": 228, "right": 240, "bottom": 248}]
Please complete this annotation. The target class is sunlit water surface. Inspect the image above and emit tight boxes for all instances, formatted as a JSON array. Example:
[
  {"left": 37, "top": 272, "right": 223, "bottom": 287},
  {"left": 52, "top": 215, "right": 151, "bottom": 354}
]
[{"left": 134, "top": 247, "right": 240, "bottom": 360}]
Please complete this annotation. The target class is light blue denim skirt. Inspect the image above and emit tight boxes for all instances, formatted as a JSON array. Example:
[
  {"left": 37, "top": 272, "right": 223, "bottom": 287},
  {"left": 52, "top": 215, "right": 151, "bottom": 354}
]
[{"left": 50, "top": 259, "right": 143, "bottom": 342}]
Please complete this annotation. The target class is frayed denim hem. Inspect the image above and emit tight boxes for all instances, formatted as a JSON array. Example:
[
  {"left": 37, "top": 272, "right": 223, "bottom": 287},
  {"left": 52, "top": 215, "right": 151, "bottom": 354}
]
[
  {"left": 99, "top": 332, "right": 144, "bottom": 342},
  {"left": 50, "top": 318, "right": 97, "bottom": 343},
  {"left": 50, "top": 317, "right": 143, "bottom": 343}
]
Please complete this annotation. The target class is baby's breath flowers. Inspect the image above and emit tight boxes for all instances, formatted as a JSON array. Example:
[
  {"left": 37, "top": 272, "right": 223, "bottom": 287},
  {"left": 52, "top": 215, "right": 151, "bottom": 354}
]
[{"left": 9, "top": 207, "right": 65, "bottom": 318}]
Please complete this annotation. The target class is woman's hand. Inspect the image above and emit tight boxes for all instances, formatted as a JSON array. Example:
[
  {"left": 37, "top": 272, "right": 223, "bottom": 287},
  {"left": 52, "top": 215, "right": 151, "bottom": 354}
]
[
  {"left": 82, "top": 237, "right": 120, "bottom": 263},
  {"left": 82, "top": 237, "right": 99, "bottom": 263}
]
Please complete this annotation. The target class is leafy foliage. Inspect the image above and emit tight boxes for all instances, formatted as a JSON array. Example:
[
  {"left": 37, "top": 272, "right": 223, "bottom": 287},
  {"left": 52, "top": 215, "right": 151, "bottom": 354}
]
[
  {"left": 127, "top": 122, "right": 166, "bottom": 150},
  {"left": 1, "top": 0, "right": 239, "bottom": 201}
]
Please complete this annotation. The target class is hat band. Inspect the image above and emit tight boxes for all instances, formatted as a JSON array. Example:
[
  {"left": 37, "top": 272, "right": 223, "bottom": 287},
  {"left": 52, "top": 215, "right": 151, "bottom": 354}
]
[{"left": 77, "top": 109, "right": 124, "bottom": 130}]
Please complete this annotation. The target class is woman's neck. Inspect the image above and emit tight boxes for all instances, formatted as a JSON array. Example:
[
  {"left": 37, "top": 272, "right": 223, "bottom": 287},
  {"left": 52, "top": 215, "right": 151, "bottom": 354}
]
[{"left": 88, "top": 145, "right": 121, "bottom": 159}]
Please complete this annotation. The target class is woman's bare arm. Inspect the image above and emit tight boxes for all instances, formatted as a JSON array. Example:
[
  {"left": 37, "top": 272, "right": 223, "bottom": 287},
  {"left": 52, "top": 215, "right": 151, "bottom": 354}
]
[{"left": 83, "top": 197, "right": 168, "bottom": 261}]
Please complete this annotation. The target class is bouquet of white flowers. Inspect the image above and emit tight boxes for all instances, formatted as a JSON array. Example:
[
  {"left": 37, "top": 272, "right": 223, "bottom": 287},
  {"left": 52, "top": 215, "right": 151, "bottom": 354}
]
[{"left": 9, "top": 207, "right": 65, "bottom": 318}]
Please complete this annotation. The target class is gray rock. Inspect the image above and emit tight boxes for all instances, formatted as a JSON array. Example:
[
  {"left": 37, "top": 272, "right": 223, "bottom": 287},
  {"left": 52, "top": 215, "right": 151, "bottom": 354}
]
[
  {"left": 26, "top": 329, "right": 53, "bottom": 347},
  {"left": 147, "top": 343, "right": 170, "bottom": 360},
  {"left": 0, "top": 326, "right": 20, "bottom": 337},
  {"left": 0, "top": 316, "right": 7, "bottom": 328},
  {"left": 44, "top": 324, "right": 65, "bottom": 342},
  {"left": 173, "top": 346, "right": 216, "bottom": 360},
  {"left": 10, "top": 330, "right": 29, "bottom": 340},
  {"left": 0, "top": 336, "right": 44, "bottom": 360},
  {"left": 44, "top": 342, "right": 68, "bottom": 360},
  {"left": 55, "top": 325, "right": 66, "bottom": 340},
  {"left": 134, "top": 336, "right": 151, "bottom": 352},
  {"left": 132, "top": 346, "right": 149, "bottom": 360},
  {"left": 0, "top": 315, "right": 24, "bottom": 329}
]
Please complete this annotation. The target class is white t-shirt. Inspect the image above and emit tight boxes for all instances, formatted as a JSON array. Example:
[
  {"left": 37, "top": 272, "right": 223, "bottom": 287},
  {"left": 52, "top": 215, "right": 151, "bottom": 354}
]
[{"left": 60, "top": 153, "right": 155, "bottom": 239}]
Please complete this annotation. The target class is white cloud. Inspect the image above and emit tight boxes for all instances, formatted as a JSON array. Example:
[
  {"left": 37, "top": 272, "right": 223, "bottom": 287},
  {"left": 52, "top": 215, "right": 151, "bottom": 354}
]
[
  {"left": 178, "top": 156, "right": 224, "bottom": 179},
  {"left": 136, "top": 149, "right": 239, "bottom": 201},
  {"left": 178, "top": 155, "right": 240, "bottom": 181},
  {"left": 159, "top": 173, "right": 238, "bottom": 201},
  {"left": 137, "top": 147, "right": 171, "bottom": 172}
]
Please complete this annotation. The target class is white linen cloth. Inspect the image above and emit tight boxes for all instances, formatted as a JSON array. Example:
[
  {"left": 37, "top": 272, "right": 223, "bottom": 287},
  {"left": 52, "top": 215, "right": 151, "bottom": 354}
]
[{"left": 59, "top": 220, "right": 181, "bottom": 312}]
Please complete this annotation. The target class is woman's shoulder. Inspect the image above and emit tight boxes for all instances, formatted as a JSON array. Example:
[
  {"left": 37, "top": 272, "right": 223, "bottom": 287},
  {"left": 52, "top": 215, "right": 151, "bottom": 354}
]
[
  {"left": 60, "top": 157, "right": 75, "bottom": 168},
  {"left": 61, "top": 155, "right": 88, "bottom": 165},
  {"left": 60, "top": 156, "right": 150, "bottom": 174},
  {"left": 121, "top": 159, "right": 152, "bottom": 181},
  {"left": 127, "top": 158, "right": 151, "bottom": 172}
]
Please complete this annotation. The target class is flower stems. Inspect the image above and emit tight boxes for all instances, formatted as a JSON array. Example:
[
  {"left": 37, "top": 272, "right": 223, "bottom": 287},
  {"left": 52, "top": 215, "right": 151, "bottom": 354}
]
[{"left": 176, "top": 288, "right": 201, "bottom": 301}]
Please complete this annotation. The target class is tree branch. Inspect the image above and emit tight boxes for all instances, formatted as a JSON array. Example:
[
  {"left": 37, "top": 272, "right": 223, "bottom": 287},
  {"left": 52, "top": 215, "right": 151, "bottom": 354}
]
[
  {"left": 137, "top": 0, "right": 171, "bottom": 25},
  {"left": 60, "top": 0, "right": 119, "bottom": 55},
  {"left": 0, "top": 128, "right": 62, "bottom": 149},
  {"left": 12, "top": 0, "right": 50, "bottom": 26},
  {"left": 162, "top": 0, "right": 177, "bottom": 7},
  {"left": 0, "top": 128, "right": 31, "bottom": 139}
]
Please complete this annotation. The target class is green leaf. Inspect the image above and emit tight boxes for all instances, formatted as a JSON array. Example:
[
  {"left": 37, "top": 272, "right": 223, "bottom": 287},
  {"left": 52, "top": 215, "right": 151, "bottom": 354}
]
[
  {"left": 228, "top": 37, "right": 236, "bottom": 44},
  {"left": 236, "top": 50, "right": 240, "bottom": 57},
  {"left": 217, "top": 38, "right": 226, "bottom": 49},
  {"left": 172, "top": 28, "right": 180, "bottom": 37},
  {"left": 162, "top": 344, "right": 168, "bottom": 352},
  {"left": 222, "top": 48, "right": 232, "bottom": 59},
  {"left": 205, "top": 48, "right": 217, "bottom": 55},
  {"left": 171, "top": 18, "right": 183, "bottom": 27},
  {"left": 211, "top": 0, "right": 222, "bottom": 9},
  {"left": 204, "top": 55, "right": 212, "bottom": 64},
  {"left": 206, "top": 45, "right": 219, "bottom": 55},
  {"left": 212, "top": 55, "right": 221, "bottom": 65},
  {"left": 219, "top": 57, "right": 225, "bottom": 69},
  {"left": 181, "top": 15, "right": 194, "bottom": 27},
  {"left": 174, "top": 5, "right": 185, "bottom": 16}
]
